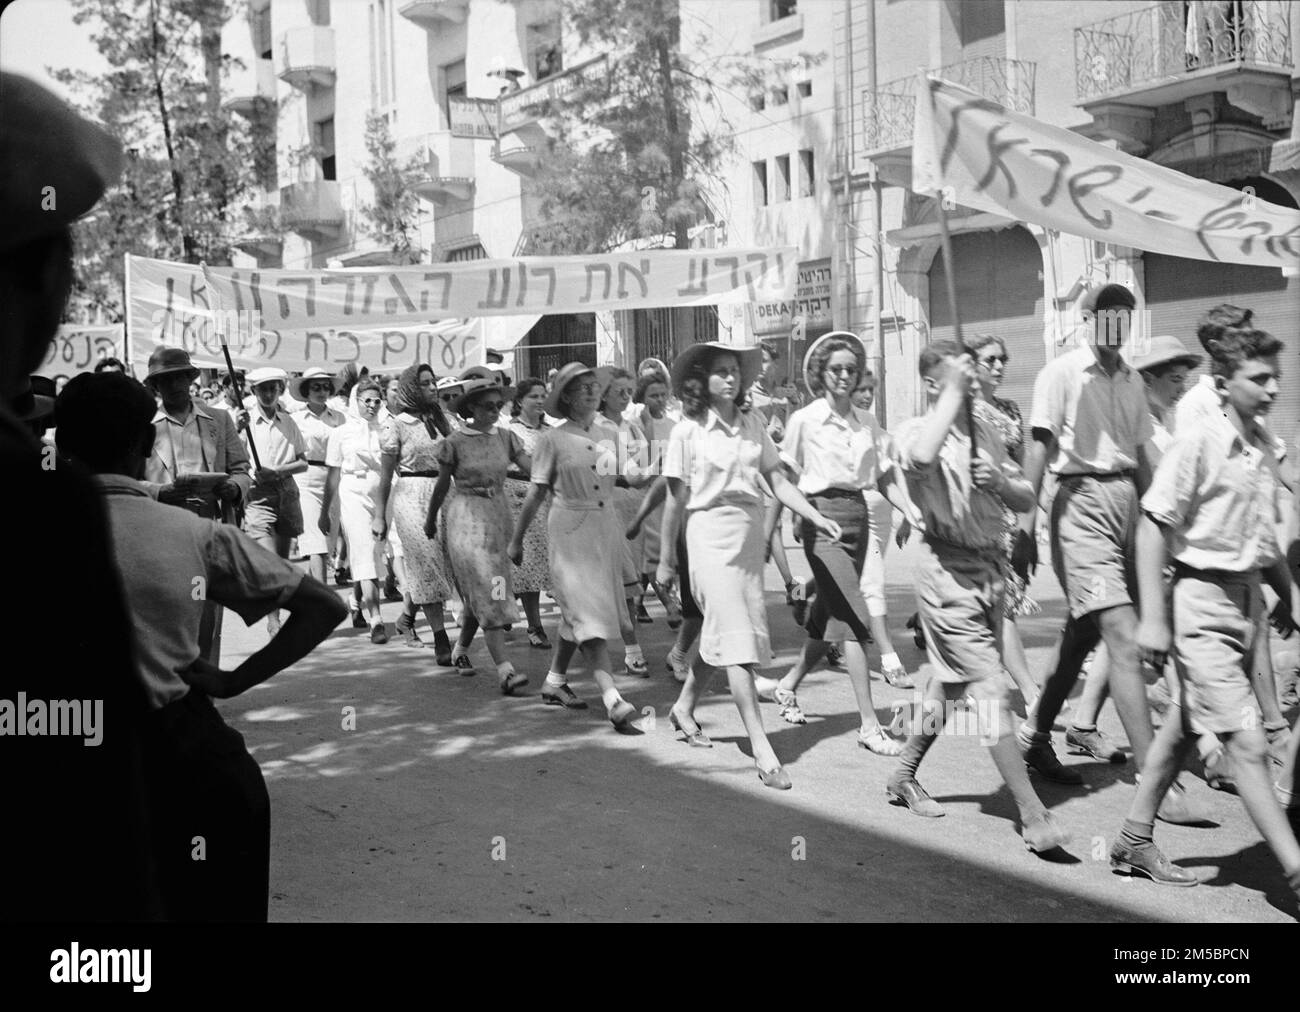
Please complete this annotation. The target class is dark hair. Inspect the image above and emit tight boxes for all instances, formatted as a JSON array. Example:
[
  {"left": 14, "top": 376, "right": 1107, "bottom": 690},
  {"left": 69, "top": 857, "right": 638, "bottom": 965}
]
[
  {"left": 1206, "top": 327, "right": 1283, "bottom": 379},
  {"left": 805, "top": 336, "right": 865, "bottom": 396},
  {"left": 555, "top": 372, "right": 593, "bottom": 421},
  {"left": 1196, "top": 304, "right": 1253, "bottom": 353},
  {"left": 56, "top": 373, "right": 156, "bottom": 472},
  {"left": 511, "top": 377, "right": 545, "bottom": 417},
  {"left": 456, "top": 384, "right": 504, "bottom": 420},
  {"left": 680, "top": 349, "right": 750, "bottom": 422},
  {"left": 634, "top": 370, "right": 669, "bottom": 405},
  {"left": 759, "top": 340, "right": 779, "bottom": 361},
  {"left": 918, "top": 339, "right": 964, "bottom": 378},
  {"left": 355, "top": 379, "right": 382, "bottom": 401},
  {"left": 598, "top": 367, "right": 634, "bottom": 412},
  {"left": 93, "top": 357, "right": 126, "bottom": 373}
]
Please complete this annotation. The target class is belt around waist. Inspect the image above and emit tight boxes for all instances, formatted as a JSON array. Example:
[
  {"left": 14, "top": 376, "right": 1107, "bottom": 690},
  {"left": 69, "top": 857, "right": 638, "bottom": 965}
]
[
  {"left": 808, "top": 487, "right": 865, "bottom": 501},
  {"left": 454, "top": 485, "right": 498, "bottom": 499},
  {"left": 1058, "top": 469, "right": 1135, "bottom": 483},
  {"left": 306, "top": 459, "right": 328, "bottom": 467},
  {"left": 399, "top": 469, "right": 439, "bottom": 478},
  {"left": 1172, "top": 561, "right": 1261, "bottom": 584}
]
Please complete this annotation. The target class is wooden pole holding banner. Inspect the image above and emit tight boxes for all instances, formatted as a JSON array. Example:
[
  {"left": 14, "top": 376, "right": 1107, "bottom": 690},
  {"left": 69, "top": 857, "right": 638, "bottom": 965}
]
[
  {"left": 925, "top": 72, "right": 978, "bottom": 468},
  {"left": 208, "top": 274, "right": 263, "bottom": 470},
  {"left": 122, "top": 253, "right": 134, "bottom": 377}
]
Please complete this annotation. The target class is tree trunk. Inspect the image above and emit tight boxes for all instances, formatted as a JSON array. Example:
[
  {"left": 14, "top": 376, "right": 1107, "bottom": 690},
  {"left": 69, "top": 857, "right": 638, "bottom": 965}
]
[
  {"left": 199, "top": 4, "right": 229, "bottom": 264},
  {"left": 653, "top": 3, "right": 688, "bottom": 250},
  {"left": 150, "top": 0, "right": 196, "bottom": 263}
]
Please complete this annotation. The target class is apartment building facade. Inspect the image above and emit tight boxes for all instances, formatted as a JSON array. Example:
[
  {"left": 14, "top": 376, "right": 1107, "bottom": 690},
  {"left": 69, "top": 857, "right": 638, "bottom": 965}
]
[{"left": 222, "top": 1, "right": 1299, "bottom": 433}]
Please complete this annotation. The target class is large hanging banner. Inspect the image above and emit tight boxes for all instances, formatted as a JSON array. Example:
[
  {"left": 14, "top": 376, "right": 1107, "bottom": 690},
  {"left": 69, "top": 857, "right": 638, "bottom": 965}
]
[
  {"left": 912, "top": 76, "right": 1300, "bottom": 268},
  {"left": 36, "top": 325, "right": 126, "bottom": 381},
  {"left": 127, "top": 257, "right": 535, "bottom": 373}
]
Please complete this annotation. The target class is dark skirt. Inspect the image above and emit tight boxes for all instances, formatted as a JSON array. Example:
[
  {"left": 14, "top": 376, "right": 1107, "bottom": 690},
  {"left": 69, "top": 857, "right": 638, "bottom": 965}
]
[{"left": 800, "top": 490, "right": 872, "bottom": 642}]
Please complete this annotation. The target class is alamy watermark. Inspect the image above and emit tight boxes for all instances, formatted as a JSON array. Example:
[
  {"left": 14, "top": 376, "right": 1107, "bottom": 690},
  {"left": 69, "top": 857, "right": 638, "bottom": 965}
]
[{"left": 0, "top": 694, "right": 103, "bottom": 746}]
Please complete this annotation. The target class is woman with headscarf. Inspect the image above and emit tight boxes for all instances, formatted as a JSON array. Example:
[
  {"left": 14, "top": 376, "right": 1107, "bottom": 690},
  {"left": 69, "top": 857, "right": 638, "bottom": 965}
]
[{"left": 374, "top": 363, "right": 454, "bottom": 663}]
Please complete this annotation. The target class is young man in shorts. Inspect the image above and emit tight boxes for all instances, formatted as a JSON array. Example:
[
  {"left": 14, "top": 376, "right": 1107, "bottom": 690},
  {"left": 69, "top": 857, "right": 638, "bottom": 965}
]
[
  {"left": 1110, "top": 326, "right": 1300, "bottom": 902},
  {"left": 886, "top": 341, "right": 1066, "bottom": 853}
]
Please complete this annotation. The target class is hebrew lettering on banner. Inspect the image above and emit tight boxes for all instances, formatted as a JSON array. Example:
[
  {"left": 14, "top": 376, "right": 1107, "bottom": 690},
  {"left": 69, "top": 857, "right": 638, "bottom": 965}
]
[
  {"left": 911, "top": 76, "right": 1300, "bottom": 268},
  {"left": 171, "top": 246, "right": 798, "bottom": 331},
  {"left": 36, "top": 326, "right": 125, "bottom": 382}
]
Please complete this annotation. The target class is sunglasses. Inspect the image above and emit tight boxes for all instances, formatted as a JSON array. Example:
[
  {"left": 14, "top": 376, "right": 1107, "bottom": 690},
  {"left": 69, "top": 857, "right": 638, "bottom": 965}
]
[
  {"left": 307, "top": 383, "right": 333, "bottom": 392},
  {"left": 360, "top": 397, "right": 383, "bottom": 406},
  {"left": 825, "top": 364, "right": 859, "bottom": 376},
  {"left": 979, "top": 354, "right": 1008, "bottom": 365},
  {"left": 571, "top": 380, "right": 600, "bottom": 393}
]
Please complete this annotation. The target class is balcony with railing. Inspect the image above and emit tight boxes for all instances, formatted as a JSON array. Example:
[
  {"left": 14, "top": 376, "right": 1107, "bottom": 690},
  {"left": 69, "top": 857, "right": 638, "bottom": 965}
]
[
  {"left": 399, "top": 0, "right": 469, "bottom": 28},
  {"left": 1074, "top": 1, "right": 1292, "bottom": 112},
  {"left": 279, "top": 180, "right": 344, "bottom": 240},
  {"left": 396, "top": 132, "right": 476, "bottom": 203},
  {"left": 276, "top": 26, "right": 335, "bottom": 91},
  {"left": 861, "top": 56, "right": 1037, "bottom": 160}
]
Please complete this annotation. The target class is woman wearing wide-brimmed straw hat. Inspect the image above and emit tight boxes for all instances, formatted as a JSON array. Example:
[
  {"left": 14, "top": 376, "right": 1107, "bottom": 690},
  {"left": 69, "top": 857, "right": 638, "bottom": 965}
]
[
  {"left": 424, "top": 373, "right": 530, "bottom": 694},
  {"left": 509, "top": 361, "right": 641, "bottom": 730},
  {"left": 290, "top": 367, "right": 347, "bottom": 585},
  {"left": 658, "top": 342, "right": 842, "bottom": 789},
  {"left": 374, "top": 363, "right": 455, "bottom": 663},
  {"left": 752, "top": 331, "right": 917, "bottom": 756}
]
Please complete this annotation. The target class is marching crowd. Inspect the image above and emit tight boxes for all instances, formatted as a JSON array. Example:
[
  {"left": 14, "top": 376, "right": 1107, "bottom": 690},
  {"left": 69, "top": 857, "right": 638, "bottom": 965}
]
[{"left": 4, "top": 70, "right": 1299, "bottom": 923}]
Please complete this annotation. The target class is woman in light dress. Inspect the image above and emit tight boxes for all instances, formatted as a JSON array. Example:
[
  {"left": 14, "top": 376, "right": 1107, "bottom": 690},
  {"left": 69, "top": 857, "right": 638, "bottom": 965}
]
[
  {"left": 320, "top": 378, "right": 389, "bottom": 642},
  {"left": 627, "top": 370, "right": 682, "bottom": 626},
  {"left": 505, "top": 378, "right": 552, "bottom": 649},
  {"left": 289, "top": 368, "right": 347, "bottom": 586},
  {"left": 659, "top": 342, "right": 840, "bottom": 789},
  {"left": 510, "top": 362, "right": 640, "bottom": 731},
  {"left": 374, "top": 364, "right": 454, "bottom": 665}
]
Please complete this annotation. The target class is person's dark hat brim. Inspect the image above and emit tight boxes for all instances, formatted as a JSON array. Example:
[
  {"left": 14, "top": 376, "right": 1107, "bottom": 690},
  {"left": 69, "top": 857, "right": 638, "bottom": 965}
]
[
  {"left": 12, "top": 386, "right": 55, "bottom": 423},
  {"left": 544, "top": 362, "right": 597, "bottom": 417},
  {"left": 1081, "top": 283, "right": 1136, "bottom": 314},
  {"left": 144, "top": 347, "right": 200, "bottom": 384},
  {"left": 669, "top": 342, "right": 762, "bottom": 399},
  {"left": 0, "top": 73, "right": 124, "bottom": 253}
]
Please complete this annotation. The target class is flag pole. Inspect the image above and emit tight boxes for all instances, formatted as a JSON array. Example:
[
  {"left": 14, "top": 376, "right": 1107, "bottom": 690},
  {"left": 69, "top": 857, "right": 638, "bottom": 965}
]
[
  {"left": 925, "top": 74, "right": 978, "bottom": 467},
  {"left": 207, "top": 264, "right": 262, "bottom": 470}
]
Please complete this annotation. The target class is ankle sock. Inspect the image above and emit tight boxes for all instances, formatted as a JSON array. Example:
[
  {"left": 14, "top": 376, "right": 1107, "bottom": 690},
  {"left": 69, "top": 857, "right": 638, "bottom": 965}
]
[
  {"left": 625, "top": 645, "right": 644, "bottom": 664},
  {"left": 497, "top": 662, "right": 516, "bottom": 680},
  {"left": 601, "top": 687, "right": 623, "bottom": 711},
  {"left": 451, "top": 643, "right": 468, "bottom": 661},
  {"left": 545, "top": 671, "right": 566, "bottom": 689},
  {"left": 1120, "top": 819, "right": 1154, "bottom": 846},
  {"left": 881, "top": 651, "right": 901, "bottom": 670}
]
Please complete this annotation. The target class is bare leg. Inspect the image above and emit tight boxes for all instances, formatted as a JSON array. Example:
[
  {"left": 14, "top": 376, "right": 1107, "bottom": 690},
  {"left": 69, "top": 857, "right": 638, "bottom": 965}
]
[
  {"left": 308, "top": 554, "right": 327, "bottom": 584},
  {"left": 772, "top": 638, "right": 829, "bottom": 694},
  {"left": 1072, "top": 643, "right": 1111, "bottom": 729},
  {"left": 674, "top": 659, "right": 718, "bottom": 719},
  {"left": 841, "top": 640, "right": 889, "bottom": 734},
  {"left": 1001, "top": 618, "right": 1039, "bottom": 707},
  {"left": 549, "top": 635, "right": 579, "bottom": 677},
  {"left": 359, "top": 579, "right": 381, "bottom": 624},
  {"left": 577, "top": 639, "right": 628, "bottom": 715},
  {"left": 1096, "top": 605, "right": 1153, "bottom": 767},
  {"left": 729, "top": 664, "right": 781, "bottom": 772},
  {"left": 1125, "top": 704, "right": 1195, "bottom": 825},
  {"left": 1227, "top": 728, "right": 1300, "bottom": 874},
  {"left": 519, "top": 591, "right": 543, "bottom": 630}
]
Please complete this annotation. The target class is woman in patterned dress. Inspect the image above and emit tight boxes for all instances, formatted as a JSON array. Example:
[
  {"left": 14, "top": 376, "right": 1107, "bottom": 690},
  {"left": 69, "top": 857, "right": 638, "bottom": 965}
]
[
  {"left": 968, "top": 333, "right": 1040, "bottom": 708},
  {"left": 509, "top": 362, "right": 640, "bottom": 731},
  {"left": 505, "top": 378, "right": 552, "bottom": 649},
  {"left": 374, "top": 364, "right": 454, "bottom": 665},
  {"left": 425, "top": 377, "right": 530, "bottom": 694}
]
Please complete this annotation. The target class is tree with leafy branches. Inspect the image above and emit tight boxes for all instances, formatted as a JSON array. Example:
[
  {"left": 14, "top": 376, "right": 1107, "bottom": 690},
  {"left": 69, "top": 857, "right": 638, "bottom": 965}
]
[
  {"left": 358, "top": 111, "right": 424, "bottom": 265},
  {"left": 525, "top": 0, "right": 819, "bottom": 255},
  {"left": 50, "top": 0, "right": 276, "bottom": 319}
]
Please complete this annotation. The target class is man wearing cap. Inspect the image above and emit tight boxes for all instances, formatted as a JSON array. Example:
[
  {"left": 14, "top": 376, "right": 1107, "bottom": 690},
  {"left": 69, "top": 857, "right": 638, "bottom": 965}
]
[
  {"left": 290, "top": 367, "right": 347, "bottom": 585},
  {"left": 239, "top": 367, "right": 308, "bottom": 634},
  {"left": 1014, "top": 283, "right": 1171, "bottom": 800},
  {"left": 1, "top": 70, "right": 160, "bottom": 920}
]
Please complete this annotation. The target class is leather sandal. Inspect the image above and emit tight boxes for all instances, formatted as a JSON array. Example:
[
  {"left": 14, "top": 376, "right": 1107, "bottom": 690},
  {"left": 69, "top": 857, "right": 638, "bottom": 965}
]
[
  {"left": 669, "top": 708, "right": 711, "bottom": 748},
  {"left": 858, "top": 725, "right": 903, "bottom": 757},
  {"left": 540, "top": 684, "right": 588, "bottom": 710}
]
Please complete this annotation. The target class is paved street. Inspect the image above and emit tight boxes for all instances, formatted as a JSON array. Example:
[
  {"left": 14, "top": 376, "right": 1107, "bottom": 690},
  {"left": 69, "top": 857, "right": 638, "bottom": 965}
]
[{"left": 218, "top": 536, "right": 1300, "bottom": 923}]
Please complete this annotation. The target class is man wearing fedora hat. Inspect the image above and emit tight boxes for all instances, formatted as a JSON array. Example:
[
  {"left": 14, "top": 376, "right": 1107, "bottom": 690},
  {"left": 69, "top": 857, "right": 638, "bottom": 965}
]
[
  {"left": 0, "top": 71, "right": 160, "bottom": 919},
  {"left": 241, "top": 367, "right": 308, "bottom": 635}
]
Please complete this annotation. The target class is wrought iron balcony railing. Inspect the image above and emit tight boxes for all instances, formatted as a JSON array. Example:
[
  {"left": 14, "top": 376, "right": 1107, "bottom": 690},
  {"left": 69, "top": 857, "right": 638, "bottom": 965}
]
[
  {"left": 1075, "top": 1, "right": 1292, "bottom": 103},
  {"left": 862, "top": 57, "right": 1037, "bottom": 156}
]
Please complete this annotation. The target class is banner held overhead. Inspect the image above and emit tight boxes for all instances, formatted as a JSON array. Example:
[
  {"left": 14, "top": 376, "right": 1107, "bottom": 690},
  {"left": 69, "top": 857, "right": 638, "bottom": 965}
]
[{"left": 912, "top": 76, "right": 1299, "bottom": 269}]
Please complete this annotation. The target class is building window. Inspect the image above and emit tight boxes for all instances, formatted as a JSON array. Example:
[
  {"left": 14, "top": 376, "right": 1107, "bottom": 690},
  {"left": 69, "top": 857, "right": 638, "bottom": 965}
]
[
  {"left": 527, "top": 19, "right": 563, "bottom": 82},
  {"left": 955, "top": 0, "right": 1004, "bottom": 46},
  {"left": 796, "top": 80, "right": 812, "bottom": 98},
  {"left": 750, "top": 92, "right": 766, "bottom": 112},
  {"left": 771, "top": 85, "right": 788, "bottom": 106},
  {"left": 251, "top": 4, "right": 273, "bottom": 60},
  {"left": 443, "top": 59, "right": 467, "bottom": 124},
  {"left": 798, "top": 149, "right": 814, "bottom": 197},
  {"left": 768, "top": 0, "right": 797, "bottom": 22},
  {"left": 316, "top": 117, "right": 336, "bottom": 181},
  {"left": 774, "top": 154, "right": 791, "bottom": 203},
  {"left": 631, "top": 307, "right": 718, "bottom": 368},
  {"left": 307, "top": 0, "right": 331, "bottom": 27},
  {"left": 753, "top": 160, "right": 768, "bottom": 207}
]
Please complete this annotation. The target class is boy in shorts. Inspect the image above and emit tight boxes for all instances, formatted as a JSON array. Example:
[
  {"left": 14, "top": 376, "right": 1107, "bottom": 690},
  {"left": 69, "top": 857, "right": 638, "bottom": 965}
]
[
  {"left": 1110, "top": 327, "right": 1300, "bottom": 900},
  {"left": 886, "top": 341, "right": 1066, "bottom": 853}
]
